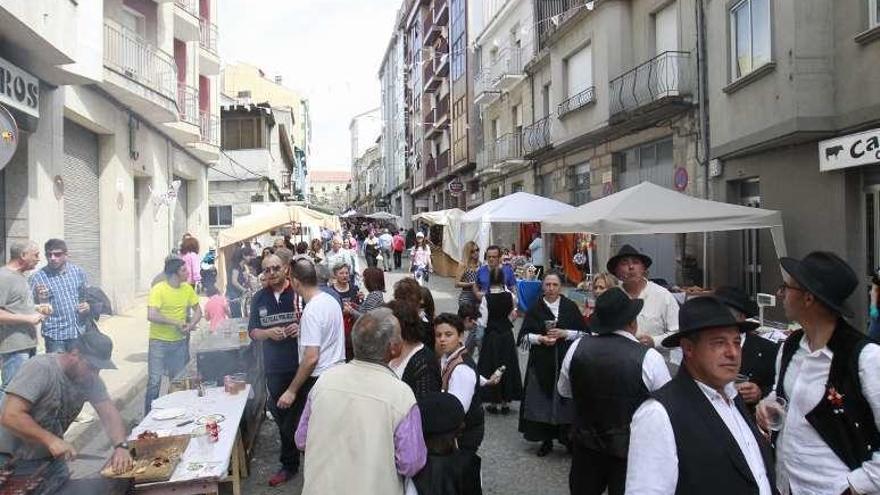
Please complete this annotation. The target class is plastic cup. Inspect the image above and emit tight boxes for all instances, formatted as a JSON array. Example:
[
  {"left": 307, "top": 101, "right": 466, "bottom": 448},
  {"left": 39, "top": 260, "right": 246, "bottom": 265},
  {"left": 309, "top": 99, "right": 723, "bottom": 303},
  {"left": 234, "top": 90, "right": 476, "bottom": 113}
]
[{"left": 761, "top": 396, "right": 788, "bottom": 431}]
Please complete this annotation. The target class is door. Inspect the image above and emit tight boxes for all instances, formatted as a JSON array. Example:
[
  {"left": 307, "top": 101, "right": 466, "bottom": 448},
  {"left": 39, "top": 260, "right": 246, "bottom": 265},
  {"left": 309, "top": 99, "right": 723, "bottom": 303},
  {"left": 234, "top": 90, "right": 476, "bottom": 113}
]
[
  {"left": 654, "top": 2, "right": 680, "bottom": 97},
  {"left": 740, "top": 179, "right": 762, "bottom": 296},
  {"left": 63, "top": 119, "right": 101, "bottom": 286},
  {"left": 865, "top": 185, "right": 880, "bottom": 279}
]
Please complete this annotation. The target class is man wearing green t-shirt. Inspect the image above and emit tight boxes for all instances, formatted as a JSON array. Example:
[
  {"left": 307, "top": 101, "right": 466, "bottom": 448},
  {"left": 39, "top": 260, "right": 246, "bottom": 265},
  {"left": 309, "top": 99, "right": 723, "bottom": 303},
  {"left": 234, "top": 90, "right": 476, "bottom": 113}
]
[{"left": 145, "top": 258, "right": 202, "bottom": 414}]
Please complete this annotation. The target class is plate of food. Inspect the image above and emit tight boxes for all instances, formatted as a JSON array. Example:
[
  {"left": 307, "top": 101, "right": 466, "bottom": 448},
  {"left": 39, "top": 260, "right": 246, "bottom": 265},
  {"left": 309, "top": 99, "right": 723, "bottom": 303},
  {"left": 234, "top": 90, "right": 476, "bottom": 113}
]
[{"left": 151, "top": 408, "right": 187, "bottom": 421}]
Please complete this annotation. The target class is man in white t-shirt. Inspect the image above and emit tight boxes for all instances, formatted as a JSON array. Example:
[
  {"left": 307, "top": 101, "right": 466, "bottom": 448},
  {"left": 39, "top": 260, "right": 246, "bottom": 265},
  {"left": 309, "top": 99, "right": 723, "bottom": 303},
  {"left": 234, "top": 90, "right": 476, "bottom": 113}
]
[{"left": 276, "top": 259, "right": 345, "bottom": 449}]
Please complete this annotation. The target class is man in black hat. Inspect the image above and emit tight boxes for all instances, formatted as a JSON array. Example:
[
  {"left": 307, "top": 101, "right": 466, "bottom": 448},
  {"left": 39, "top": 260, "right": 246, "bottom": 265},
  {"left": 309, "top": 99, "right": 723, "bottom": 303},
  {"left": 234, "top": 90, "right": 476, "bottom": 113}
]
[
  {"left": 557, "top": 287, "right": 670, "bottom": 495},
  {"left": 758, "top": 251, "right": 880, "bottom": 495},
  {"left": 626, "top": 296, "right": 774, "bottom": 495},
  {"left": 607, "top": 244, "right": 679, "bottom": 355},
  {"left": 0, "top": 332, "right": 132, "bottom": 493},
  {"left": 714, "top": 286, "right": 779, "bottom": 407}
]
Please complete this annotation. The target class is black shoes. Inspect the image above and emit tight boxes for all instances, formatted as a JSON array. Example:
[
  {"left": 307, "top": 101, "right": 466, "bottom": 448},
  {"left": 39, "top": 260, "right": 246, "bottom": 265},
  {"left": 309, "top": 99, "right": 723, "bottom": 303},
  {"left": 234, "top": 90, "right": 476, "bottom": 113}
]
[{"left": 537, "top": 440, "right": 553, "bottom": 457}]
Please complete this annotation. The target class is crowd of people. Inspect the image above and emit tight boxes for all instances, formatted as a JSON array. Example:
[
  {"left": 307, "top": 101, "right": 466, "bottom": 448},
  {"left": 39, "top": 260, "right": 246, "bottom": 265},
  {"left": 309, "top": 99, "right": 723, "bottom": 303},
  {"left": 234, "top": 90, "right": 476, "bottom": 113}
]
[{"left": 2, "top": 225, "right": 880, "bottom": 495}]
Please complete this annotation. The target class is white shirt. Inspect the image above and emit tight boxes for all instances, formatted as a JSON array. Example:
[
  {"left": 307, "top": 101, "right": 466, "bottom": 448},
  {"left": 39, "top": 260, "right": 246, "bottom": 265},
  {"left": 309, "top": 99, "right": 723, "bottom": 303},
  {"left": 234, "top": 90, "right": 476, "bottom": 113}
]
[
  {"left": 440, "top": 347, "right": 476, "bottom": 411},
  {"left": 632, "top": 280, "right": 680, "bottom": 347},
  {"left": 528, "top": 237, "right": 545, "bottom": 267},
  {"left": 557, "top": 331, "right": 671, "bottom": 398},
  {"left": 773, "top": 336, "right": 880, "bottom": 495},
  {"left": 299, "top": 291, "right": 345, "bottom": 377},
  {"left": 626, "top": 380, "right": 772, "bottom": 495}
]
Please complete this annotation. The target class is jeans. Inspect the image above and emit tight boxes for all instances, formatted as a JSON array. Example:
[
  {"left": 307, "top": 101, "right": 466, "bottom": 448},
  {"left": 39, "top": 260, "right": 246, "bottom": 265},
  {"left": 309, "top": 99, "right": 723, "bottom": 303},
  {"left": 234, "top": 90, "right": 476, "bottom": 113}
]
[
  {"left": 381, "top": 248, "right": 393, "bottom": 271},
  {"left": 145, "top": 339, "right": 189, "bottom": 414},
  {"left": 0, "top": 454, "right": 68, "bottom": 495},
  {"left": 0, "top": 349, "right": 34, "bottom": 403},
  {"left": 44, "top": 337, "right": 76, "bottom": 354}
]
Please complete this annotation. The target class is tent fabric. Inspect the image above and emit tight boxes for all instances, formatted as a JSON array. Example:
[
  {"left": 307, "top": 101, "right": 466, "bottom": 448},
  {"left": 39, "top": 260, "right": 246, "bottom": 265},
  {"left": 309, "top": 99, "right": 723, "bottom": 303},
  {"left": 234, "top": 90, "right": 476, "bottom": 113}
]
[
  {"left": 460, "top": 192, "right": 577, "bottom": 224},
  {"left": 542, "top": 181, "right": 785, "bottom": 238},
  {"left": 340, "top": 210, "right": 360, "bottom": 218},
  {"left": 215, "top": 204, "right": 340, "bottom": 292},
  {"left": 412, "top": 208, "right": 483, "bottom": 263},
  {"left": 366, "top": 211, "right": 401, "bottom": 221},
  {"left": 412, "top": 208, "right": 464, "bottom": 226}
]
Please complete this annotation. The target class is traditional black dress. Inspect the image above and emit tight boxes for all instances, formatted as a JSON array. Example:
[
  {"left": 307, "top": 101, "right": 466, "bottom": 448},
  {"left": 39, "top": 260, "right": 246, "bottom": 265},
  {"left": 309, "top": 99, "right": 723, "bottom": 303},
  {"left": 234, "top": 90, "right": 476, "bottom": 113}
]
[
  {"left": 517, "top": 295, "right": 587, "bottom": 442},
  {"left": 477, "top": 291, "right": 523, "bottom": 404}
]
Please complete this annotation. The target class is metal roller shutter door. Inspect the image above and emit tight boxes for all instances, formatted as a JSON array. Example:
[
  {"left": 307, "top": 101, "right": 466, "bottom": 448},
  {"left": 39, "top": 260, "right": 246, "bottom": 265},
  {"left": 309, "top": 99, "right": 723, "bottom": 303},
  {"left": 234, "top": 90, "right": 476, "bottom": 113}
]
[{"left": 63, "top": 119, "right": 101, "bottom": 285}]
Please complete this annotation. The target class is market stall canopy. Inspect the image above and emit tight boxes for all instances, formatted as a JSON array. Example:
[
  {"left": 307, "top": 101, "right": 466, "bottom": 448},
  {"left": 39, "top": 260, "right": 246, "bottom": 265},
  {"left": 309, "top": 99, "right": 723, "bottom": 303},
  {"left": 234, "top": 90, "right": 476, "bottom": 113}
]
[
  {"left": 217, "top": 204, "right": 339, "bottom": 249},
  {"left": 460, "top": 192, "right": 577, "bottom": 224},
  {"left": 340, "top": 210, "right": 360, "bottom": 218},
  {"left": 366, "top": 211, "right": 401, "bottom": 221},
  {"left": 412, "top": 208, "right": 465, "bottom": 226},
  {"left": 542, "top": 181, "right": 784, "bottom": 238}
]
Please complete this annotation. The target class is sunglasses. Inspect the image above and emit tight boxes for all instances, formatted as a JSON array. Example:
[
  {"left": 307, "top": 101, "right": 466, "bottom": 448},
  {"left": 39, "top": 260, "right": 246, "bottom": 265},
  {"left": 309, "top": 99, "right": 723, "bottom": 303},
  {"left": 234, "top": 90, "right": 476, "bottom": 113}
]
[
  {"left": 47, "top": 251, "right": 67, "bottom": 258},
  {"left": 777, "top": 282, "right": 805, "bottom": 294}
]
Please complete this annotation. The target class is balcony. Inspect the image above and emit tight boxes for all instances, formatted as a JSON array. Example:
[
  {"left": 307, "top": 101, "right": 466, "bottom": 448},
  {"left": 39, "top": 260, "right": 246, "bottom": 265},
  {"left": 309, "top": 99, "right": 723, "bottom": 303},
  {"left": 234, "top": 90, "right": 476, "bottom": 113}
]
[
  {"left": 473, "top": 43, "right": 530, "bottom": 104},
  {"left": 489, "top": 132, "right": 525, "bottom": 167},
  {"left": 424, "top": 59, "right": 442, "bottom": 93},
  {"left": 557, "top": 86, "right": 595, "bottom": 117},
  {"left": 188, "top": 110, "right": 219, "bottom": 161},
  {"left": 609, "top": 51, "right": 693, "bottom": 122},
  {"left": 523, "top": 117, "right": 552, "bottom": 155},
  {"left": 424, "top": 17, "right": 444, "bottom": 45},
  {"left": 164, "top": 83, "right": 201, "bottom": 144},
  {"left": 198, "top": 18, "right": 220, "bottom": 75},
  {"left": 434, "top": 0, "right": 448, "bottom": 25},
  {"left": 173, "top": 0, "right": 200, "bottom": 41},
  {"left": 102, "top": 20, "right": 178, "bottom": 123},
  {"left": 425, "top": 156, "right": 437, "bottom": 180}
]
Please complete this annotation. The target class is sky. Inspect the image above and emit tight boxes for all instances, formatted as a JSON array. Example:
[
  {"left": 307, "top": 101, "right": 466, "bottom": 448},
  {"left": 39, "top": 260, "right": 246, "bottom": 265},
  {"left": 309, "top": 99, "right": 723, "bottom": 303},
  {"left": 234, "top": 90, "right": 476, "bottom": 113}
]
[{"left": 218, "top": 0, "right": 401, "bottom": 171}]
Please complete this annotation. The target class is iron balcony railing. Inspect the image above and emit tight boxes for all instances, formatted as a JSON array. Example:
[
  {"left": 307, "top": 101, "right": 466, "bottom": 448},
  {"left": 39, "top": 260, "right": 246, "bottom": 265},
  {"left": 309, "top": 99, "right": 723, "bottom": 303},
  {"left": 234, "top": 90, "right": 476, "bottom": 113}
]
[
  {"left": 174, "top": 0, "right": 198, "bottom": 18},
  {"left": 557, "top": 86, "right": 595, "bottom": 117},
  {"left": 433, "top": 0, "right": 448, "bottom": 24},
  {"left": 199, "top": 110, "right": 219, "bottom": 145},
  {"left": 199, "top": 18, "right": 218, "bottom": 54},
  {"left": 609, "top": 51, "right": 693, "bottom": 116},
  {"left": 523, "top": 116, "right": 552, "bottom": 153},
  {"left": 436, "top": 150, "right": 449, "bottom": 172},
  {"left": 103, "top": 20, "right": 177, "bottom": 101},
  {"left": 474, "top": 42, "right": 530, "bottom": 95},
  {"left": 177, "top": 83, "right": 199, "bottom": 125},
  {"left": 489, "top": 132, "right": 523, "bottom": 165},
  {"left": 535, "top": 0, "right": 576, "bottom": 50}
]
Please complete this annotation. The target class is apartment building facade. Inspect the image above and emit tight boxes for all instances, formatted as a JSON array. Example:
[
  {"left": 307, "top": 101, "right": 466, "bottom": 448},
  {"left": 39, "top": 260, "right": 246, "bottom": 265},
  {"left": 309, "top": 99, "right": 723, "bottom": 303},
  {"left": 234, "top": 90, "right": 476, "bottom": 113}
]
[
  {"left": 705, "top": 0, "right": 880, "bottom": 318},
  {"left": 1, "top": 0, "right": 221, "bottom": 311},
  {"left": 308, "top": 170, "right": 351, "bottom": 214}
]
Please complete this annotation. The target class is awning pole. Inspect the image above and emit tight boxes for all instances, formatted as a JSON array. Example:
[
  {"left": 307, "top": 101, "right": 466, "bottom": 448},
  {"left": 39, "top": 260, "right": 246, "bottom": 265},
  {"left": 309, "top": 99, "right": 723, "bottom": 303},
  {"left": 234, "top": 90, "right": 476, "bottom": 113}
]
[{"left": 703, "top": 231, "right": 708, "bottom": 288}]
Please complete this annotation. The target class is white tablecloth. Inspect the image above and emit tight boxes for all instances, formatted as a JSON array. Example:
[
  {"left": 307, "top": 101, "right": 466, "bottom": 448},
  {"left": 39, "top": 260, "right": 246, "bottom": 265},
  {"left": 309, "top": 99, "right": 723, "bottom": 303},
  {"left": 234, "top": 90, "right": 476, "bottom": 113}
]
[{"left": 132, "top": 386, "right": 250, "bottom": 483}]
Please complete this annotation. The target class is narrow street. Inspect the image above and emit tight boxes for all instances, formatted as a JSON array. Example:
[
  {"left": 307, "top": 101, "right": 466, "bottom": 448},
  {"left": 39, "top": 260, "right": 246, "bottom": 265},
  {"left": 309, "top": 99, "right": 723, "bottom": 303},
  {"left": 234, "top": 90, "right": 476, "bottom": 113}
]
[{"left": 241, "top": 268, "right": 571, "bottom": 495}]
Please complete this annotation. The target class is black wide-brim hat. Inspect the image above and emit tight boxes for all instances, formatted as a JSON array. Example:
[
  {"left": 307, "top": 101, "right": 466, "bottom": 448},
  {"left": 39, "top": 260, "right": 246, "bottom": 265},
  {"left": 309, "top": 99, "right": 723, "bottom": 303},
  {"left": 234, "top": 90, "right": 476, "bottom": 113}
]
[
  {"left": 606, "top": 244, "right": 653, "bottom": 274},
  {"left": 662, "top": 296, "right": 755, "bottom": 347},
  {"left": 590, "top": 287, "right": 645, "bottom": 334},
  {"left": 780, "top": 251, "right": 857, "bottom": 318},
  {"left": 713, "top": 286, "right": 759, "bottom": 319},
  {"left": 418, "top": 392, "right": 465, "bottom": 435}
]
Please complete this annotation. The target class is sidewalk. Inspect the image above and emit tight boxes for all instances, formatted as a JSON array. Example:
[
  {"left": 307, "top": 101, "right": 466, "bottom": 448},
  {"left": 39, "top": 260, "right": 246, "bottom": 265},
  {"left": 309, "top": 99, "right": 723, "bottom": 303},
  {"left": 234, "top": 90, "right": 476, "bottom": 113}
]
[{"left": 66, "top": 296, "right": 153, "bottom": 450}]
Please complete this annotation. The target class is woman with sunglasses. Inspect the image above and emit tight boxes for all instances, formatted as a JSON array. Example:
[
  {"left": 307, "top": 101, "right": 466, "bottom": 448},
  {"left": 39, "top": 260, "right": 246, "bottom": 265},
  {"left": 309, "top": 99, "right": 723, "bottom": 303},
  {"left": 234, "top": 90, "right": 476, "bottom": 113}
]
[{"left": 456, "top": 241, "right": 481, "bottom": 310}]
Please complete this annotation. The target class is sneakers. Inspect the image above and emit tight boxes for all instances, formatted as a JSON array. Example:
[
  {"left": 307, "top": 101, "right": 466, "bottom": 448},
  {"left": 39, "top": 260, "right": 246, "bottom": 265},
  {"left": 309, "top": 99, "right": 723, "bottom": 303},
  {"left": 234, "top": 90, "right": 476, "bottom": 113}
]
[{"left": 268, "top": 468, "right": 295, "bottom": 487}]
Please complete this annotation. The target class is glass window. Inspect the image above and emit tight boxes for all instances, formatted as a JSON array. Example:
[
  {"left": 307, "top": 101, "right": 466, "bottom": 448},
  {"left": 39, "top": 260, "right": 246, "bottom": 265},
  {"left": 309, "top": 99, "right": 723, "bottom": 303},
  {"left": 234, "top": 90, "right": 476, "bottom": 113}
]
[
  {"left": 564, "top": 44, "right": 592, "bottom": 98},
  {"left": 730, "top": 0, "right": 772, "bottom": 80},
  {"left": 871, "top": 0, "right": 880, "bottom": 28},
  {"left": 571, "top": 162, "right": 591, "bottom": 205},
  {"left": 209, "top": 205, "right": 232, "bottom": 227},
  {"left": 451, "top": 0, "right": 466, "bottom": 81}
]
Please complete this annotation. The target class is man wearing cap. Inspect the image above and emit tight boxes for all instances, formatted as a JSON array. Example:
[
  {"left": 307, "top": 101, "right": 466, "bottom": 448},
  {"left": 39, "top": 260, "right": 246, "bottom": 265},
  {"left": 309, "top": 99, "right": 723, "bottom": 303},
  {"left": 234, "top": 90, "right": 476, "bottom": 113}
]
[
  {"left": 0, "top": 332, "right": 132, "bottom": 493},
  {"left": 714, "top": 286, "right": 779, "bottom": 408},
  {"left": 607, "top": 245, "right": 679, "bottom": 355},
  {"left": 557, "top": 287, "right": 670, "bottom": 495},
  {"left": 626, "top": 296, "right": 775, "bottom": 495},
  {"left": 759, "top": 252, "right": 880, "bottom": 495}
]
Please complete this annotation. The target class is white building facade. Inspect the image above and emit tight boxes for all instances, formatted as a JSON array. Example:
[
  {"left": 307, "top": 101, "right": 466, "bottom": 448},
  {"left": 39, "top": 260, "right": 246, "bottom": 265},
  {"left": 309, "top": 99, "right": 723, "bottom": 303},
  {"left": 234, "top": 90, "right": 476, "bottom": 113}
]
[{"left": 1, "top": 0, "right": 221, "bottom": 311}]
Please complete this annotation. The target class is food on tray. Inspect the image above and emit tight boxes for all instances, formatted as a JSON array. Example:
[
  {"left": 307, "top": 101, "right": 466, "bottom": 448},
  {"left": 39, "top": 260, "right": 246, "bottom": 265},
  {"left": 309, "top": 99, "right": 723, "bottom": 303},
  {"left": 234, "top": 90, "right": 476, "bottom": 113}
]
[{"left": 137, "top": 430, "right": 159, "bottom": 440}]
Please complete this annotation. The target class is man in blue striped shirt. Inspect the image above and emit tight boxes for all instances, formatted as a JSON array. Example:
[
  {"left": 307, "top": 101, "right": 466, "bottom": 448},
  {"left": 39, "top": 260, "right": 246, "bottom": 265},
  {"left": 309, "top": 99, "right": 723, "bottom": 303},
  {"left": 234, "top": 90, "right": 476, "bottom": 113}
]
[{"left": 29, "top": 239, "right": 89, "bottom": 353}]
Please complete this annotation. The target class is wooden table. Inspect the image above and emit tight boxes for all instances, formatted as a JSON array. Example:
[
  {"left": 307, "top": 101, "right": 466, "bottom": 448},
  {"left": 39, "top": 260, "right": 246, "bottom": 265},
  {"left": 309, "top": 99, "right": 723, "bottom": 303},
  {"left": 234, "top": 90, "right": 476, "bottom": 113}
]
[{"left": 133, "top": 386, "right": 251, "bottom": 495}]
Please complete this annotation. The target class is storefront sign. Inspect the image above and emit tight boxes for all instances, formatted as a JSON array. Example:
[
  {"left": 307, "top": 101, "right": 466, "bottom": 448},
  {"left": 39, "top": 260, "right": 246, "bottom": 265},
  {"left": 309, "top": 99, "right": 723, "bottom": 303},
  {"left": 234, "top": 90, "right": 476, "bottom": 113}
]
[
  {"left": 448, "top": 178, "right": 464, "bottom": 194},
  {"left": 819, "top": 127, "right": 880, "bottom": 172},
  {"left": 0, "top": 57, "right": 39, "bottom": 119},
  {"left": 674, "top": 167, "right": 689, "bottom": 191},
  {"left": 0, "top": 105, "right": 18, "bottom": 171}
]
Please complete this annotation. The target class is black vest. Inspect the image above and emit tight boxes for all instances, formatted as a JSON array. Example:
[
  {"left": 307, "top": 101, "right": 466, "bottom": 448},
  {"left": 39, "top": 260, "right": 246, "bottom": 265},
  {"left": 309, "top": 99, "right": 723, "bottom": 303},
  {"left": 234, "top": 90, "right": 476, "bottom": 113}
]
[
  {"left": 776, "top": 321, "right": 880, "bottom": 470},
  {"left": 569, "top": 333, "right": 649, "bottom": 458},
  {"left": 653, "top": 369, "right": 775, "bottom": 495},
  {"left": 451, "top": 355, "right": 485, "bottom": 453}
]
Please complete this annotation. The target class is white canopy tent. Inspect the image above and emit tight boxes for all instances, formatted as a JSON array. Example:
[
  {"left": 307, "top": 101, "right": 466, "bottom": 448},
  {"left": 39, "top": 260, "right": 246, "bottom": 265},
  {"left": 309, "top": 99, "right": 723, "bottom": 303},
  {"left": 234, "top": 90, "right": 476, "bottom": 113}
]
[
  {"left": 410, "top": 208, "right": 480, "bottom": 263},
  {"left": 542, "top": 181, "right": 787, "bottom": 285},
  {"left": 365, "top": 211, "right": 401, "bottom": 222},
  {"left": 340, "top": 210, "right": 360, "bottom": 218},
  {"left": 460, "top": 192, "right": 577, "bottom": 251}
]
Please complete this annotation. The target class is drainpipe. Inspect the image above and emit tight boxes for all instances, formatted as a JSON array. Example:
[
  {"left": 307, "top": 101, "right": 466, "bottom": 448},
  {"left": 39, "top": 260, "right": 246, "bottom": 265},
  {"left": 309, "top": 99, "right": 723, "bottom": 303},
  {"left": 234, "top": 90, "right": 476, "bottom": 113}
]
[{"left": 695, "top": 0, "right": 711, "bottom": 287}]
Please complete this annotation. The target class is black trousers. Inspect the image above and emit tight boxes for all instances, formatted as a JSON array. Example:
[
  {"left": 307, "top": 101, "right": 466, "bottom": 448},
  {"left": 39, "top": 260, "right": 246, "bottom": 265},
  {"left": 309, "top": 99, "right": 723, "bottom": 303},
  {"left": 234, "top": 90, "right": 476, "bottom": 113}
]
[
  {"left": 394, "top": 250, "right": 402, "bottom": 269},
  {"left": 569, "top": 444, "right": 627, "bottom": 495},
  {"left": 266, "top": 371, "right": 300, "bottom": 472}
]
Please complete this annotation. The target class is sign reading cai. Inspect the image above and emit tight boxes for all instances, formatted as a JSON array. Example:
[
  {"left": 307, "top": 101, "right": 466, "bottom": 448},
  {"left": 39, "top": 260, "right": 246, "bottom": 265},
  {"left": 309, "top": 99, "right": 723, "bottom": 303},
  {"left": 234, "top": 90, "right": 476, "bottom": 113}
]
[
  {"left": 819, "top": 127, "right": 880, "bottom": 172},
  {"left": 448, "top": 178, "right": 464, "bottom": 194},
  {"left": 0, "top": 56, "right": 39, "bottom": 119}
]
